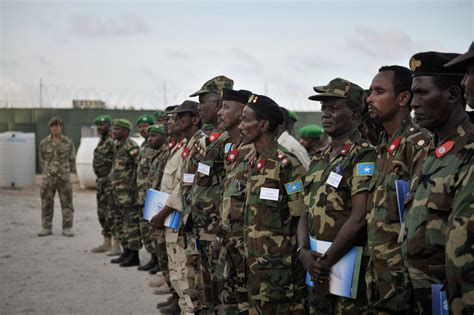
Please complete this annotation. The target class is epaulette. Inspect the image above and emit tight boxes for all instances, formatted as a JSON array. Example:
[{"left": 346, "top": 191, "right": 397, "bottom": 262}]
[
  {"left": 208, "top": 132, "right": 220, "bottom": 143},
  {"left": 407, "top": 131, "right": 430, "bottom": 151},
  {"left": 276, "top": 150, "right": 291, "bottom": 166}
]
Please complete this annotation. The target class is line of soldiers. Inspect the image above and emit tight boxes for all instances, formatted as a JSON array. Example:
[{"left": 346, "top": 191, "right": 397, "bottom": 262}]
[{"left": 84, "top": 45, "right": 473, "bottom": 315}]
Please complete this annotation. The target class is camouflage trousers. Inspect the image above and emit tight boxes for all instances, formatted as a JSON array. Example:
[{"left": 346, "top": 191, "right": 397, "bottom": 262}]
[
  {"left": 248, "top": 297, "right": 305, "bottom": 315},
  {"left": 113, "top": 204, "right": 141, "bottom": 250},
  {"left": 138, "top": 206, "right": 156, "bottom": 254},
  {"left": 153, "top": 227, "right": 177, "bottom": 296},
  {"left": 40, "top": 175, "right": 74, "bottom": 229},
  {"left": 96, "top": 177, "right": 113, "bottom": 237},
  {"left": 197, "top": 239, "right": 218, "bottom": 315},
  {"left": 214, "top": 230, "right": 249, "bottom": 314}
]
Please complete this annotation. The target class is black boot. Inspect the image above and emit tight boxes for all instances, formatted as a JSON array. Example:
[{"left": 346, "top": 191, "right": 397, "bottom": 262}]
[
  {"left": 119, "top": 250, "right": 140, "bottom": 267},
  {"left": 111, "top": 248, "right": 130, "bottom": 264},
  {"left": 137, "top": 253, "right": 157, "bottom": 271}
]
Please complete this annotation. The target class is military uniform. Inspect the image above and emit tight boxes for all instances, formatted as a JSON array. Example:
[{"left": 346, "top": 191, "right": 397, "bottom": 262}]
[
  {"left": 244, "top": 143, "right": 307, "bottom": 315},
  {"left": 39, "top": 133, "right": 76, "bottom": 231},
  {"left": 305, "top": 130, "right": 375, "bottom": 314},
  {"left": 402, "top": 119, "right": 474, "bottom": 313},
  {"left": 366, "top": 117, "right": 430, "bottom": 314},
  {"left": 93, "top": 131, "right": 115, "bottom": 238}
]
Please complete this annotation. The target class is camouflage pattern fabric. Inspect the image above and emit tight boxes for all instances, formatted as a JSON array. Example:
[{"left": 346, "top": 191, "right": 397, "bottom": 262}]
[
  {"left": 39, "top": 135, "right": 76, "bottom": 229},
  {"left": 304, "top": 130, "right": 375, "bottom": 314},
  {"left": 93, "top": 133, "right": 115, "bottom": 237},
  {"left": 248, "top": 297, "right": 306, "bottom": 315},
  {"left": 402, "top": 119, "right": 474, "bottom": 313},
  {"left": 366, "top": 117, "right": 430, "bottom": 313},
  {"left": 244, "top": 141, "right": 306, "bottom": 308}
]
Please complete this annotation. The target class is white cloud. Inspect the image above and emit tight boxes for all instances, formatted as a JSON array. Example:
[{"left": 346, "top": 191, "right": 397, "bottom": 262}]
[{"left": 69, "top": 13, "right": 150, "bottom": 37}]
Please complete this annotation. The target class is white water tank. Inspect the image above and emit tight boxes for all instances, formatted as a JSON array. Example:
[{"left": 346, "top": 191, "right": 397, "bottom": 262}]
[
  {"left": 76, "top": 136, "right": 144, "bottom": 189},
  {"left": 0, "top": 131, "right": 36, "bottom": 188}
]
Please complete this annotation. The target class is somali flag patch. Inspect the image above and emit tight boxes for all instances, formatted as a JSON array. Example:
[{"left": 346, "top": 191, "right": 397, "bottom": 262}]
[
  {"left": 285, "top": 180, "right": 304, "bottom": 194},
  {"left": 355, "top": 163, "right": 374, "bottom": 176}
]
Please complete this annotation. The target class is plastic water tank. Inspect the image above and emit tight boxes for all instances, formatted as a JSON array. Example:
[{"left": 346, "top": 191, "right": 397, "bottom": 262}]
[
  {"left": 0, "top": 132, "right": 36, "bottom": 188},
  {"left": 76, "top": 136, "right": 144, "bottom": 189}
]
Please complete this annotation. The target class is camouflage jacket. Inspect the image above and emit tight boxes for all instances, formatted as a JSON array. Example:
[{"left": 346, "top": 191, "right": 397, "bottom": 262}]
[
  {"left": 93, "top": 133, "right": 115, "bottom": 178},
  {"left": 40, "top": 134, "right": 76, "bottom": 179},
  {"left": 109, "top": 137, "right": 139, "bottom": 206},
  {"left": 402, "top": 119, "right": 474, "bottom": 288},
  {"left": 147, "top": 142, "right": 170, "bottom": 191},
  {"left": 244, "top": 141, "right": 306, "bottom": 302},
  {"left": 305, "top": 130, "right": 375, "bottom": 245},
  {"left": 136, "top": 140, "right": 158, "bottom": 205},
  {"left": 367, "top": 118, "right": 430, "bottom": 291},
  {"left": 191, "top": 131, "right": 229, "bottom": 241}
]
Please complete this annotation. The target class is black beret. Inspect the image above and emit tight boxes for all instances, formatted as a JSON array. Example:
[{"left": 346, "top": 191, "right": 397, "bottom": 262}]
[
  {"left": 409, "top": 51, "right": 465, "bottom": 77},
  {"left": 246, "top": 94, "right": 284, "bottom": 125},
  {"left": 221, "top": 89, "right": 253, "bottom": 105}
]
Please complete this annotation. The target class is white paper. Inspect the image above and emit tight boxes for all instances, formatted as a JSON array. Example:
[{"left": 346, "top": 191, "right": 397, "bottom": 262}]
[
  {"left": 183, "top": 173, "right": 195, "bottom": 183},
  {"left": 326, "top": 171, "right": 343, "bottom": 188},
  {"left": 197, "top": 162, "right": 211, "bottom": 176},
  {"left": 259, "top": 187, "right": 279, "bottom": 201}
]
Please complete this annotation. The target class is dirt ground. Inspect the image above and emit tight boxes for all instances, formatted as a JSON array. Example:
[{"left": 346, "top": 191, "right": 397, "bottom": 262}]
[{"left": 0, "top": 176, "right": 168, "bottom": 314}]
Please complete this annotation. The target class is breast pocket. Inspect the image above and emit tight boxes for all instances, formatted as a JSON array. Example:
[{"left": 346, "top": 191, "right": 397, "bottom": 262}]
[
  {"left": 425, "top": 192, "right": 452, "bottom": 247},
  {"left": 256, "top": 193, "right": 282, "bottom": 230}
]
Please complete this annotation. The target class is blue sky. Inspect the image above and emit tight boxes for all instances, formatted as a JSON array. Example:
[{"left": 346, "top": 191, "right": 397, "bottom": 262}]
[{"left": 1, "top": 0, "right": 472, "bottom": 110}]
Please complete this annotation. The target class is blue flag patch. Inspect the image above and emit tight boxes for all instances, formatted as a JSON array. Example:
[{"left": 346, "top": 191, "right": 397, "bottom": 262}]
[
  {"left": 285, "top": 180, "right": 304, "bottom": 194},
  {"left": 224, "top": 143, "right": 232, "bottom": 154},
  {"left": 356, "top": 163, "right": 374, "bottom": 176}
]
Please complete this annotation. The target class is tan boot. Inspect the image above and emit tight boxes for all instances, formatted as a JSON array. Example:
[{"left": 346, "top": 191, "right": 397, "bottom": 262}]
[
  {"left": 62, "top": 228, "right": 74, "bottom": 237},
  {"left": 105, "top": 237, "right": 122, "bottom": 256},
  {"left": 38, "top": 228, "right": 52, "bottom": 237},
  {"left": 152, "top": 283, "right": 170, "bottom": 295},
  {"left": 91, "top": 236, "right": 112, "bottom": 253},
  {"left": 148, "top": 272, "right": 166, "bottom": 287}
]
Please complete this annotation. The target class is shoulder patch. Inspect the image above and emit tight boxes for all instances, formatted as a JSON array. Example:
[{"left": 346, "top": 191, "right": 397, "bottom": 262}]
[
  {"left": 208, "top": 132, "right": 220, "bottom": 143},
  {"left": 355, "top": 162, "right": 374, "bottom": 176},
  {"left": 408, "top": 131, "right": 431, "bottom": 150},
  {"left": 285, "top": 180, "right": 304, "bottom": 195}
]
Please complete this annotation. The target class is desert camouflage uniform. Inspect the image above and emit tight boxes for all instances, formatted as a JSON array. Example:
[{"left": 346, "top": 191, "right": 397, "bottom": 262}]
[
  {"left": 244, "top": 142, "right": 306, "bottom": 315},
  {"left": 136, "top": 140, "right": 158, "bottom": 254},
  {"left": 215, "top": 143, "right": 255, "bottom": 314},
  {"left": 402, "top": 119, "right": 474, "bottom": 313},
  {"left": 366, "top": 117, "right": 430, "bottom": 314},
  {"left": 39, "top": 134, "right": 76, "bottom": 230},
  {"left": 109, "top": 137, "right": 140, "bottom": 250},
  {"left": 305, "top": 130, "right": 375, "bottom": 314},
  {"left": 190, "top": 131, "right": 229, "bottom": 314},
  {"left": 93, "top": 133, "right": 115, "bottom": 237}
]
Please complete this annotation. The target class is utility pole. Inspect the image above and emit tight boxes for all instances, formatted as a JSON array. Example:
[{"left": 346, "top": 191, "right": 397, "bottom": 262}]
[
  {"left": 163, "top": 81, "right": 167, "bottom": 107},
  {"left": 39, "top": 78, "right": 43, "bottom": 108}
]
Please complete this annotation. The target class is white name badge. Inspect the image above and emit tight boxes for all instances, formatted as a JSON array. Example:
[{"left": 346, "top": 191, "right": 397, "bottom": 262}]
[
  {"left": 197, "top": 162, "right": 211, "bottom": 176},
  {"left": 326, "top": 171, "right": 343, "bottom": 188},
  {"left": 260, "top": 187, "right": 279, "bottom": 201},
  {"left": 183, "top": 173, "right": 195, "bottom": 184}
]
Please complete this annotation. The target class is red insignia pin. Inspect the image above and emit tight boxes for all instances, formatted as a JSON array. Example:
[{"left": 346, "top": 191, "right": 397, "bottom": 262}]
[
  {"left": 168, "top": 138, "right": 177, "bottom": 149},
  {"left": 340, "top": 144, "right": 351, "bottom": 156},
  {"left": 182, "top": 147, "right": 190, "bottom": 159},
  {"left": 435, "top": 141, "right": 455, "bottom": 158},
  {"left": 227, "top": 148, "right": 238, "bottom": 162},
  {"left": 209, "top": 132, "right": 220, "bottom": 143},
  {"left": 256, "top": 159, "right": 266, "bottom": 172},
  {"left": 387, "top": 137, "right": 401, "bottom": 155}
]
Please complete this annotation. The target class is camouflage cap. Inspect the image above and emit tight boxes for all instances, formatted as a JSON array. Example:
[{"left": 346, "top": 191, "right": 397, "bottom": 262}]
[
  {"left": 165, "top": 105, "right": 177, "bottom": 114},
  {"left": 147, "top": 124, "right": 166, "bottom": 135},
  {"left": 299, "top": 124, "right": 323, "bottom": 139},
  {"left": 48, "top": 116, "right": 63, "bottom": 126},
  {"left": 189, "top": 75, "right": 234, "bottom": 97},
  {"left": 308, "top": 78, "right": 365, "bottom": 108},
  {"left": 169, "top": 100, "right": 200, "bottom": 115},
  {"left": 112, "top": 118, "right": 132, "bottom": 130},
  {"left": 445, "top": 42, "right": 474, "bottom": 68},
  {"left": 154, "top": 110, "right": 166, "bottom": 119},
  {"left": 409, "top": 51, "right": 464, "bottom": 77},
  {"left": 288, "top": 111, "right": 298, "bottom": 122},
  {"left": 136, "top": 114, "right": 155, "bottom": 126},
  {"left": 94, "top": 115, "right": 112, "bottom": 125}
]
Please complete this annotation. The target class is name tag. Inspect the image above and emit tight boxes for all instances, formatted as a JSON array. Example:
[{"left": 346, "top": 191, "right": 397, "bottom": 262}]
[
  {"left": 260, "top": 187, "right": 279, "bottom": 201},
  {"left": 326, "top": 171, "right": 342, "bottom": 188},
  {"left": 197, "top": 162, "right": 210, "bottom": 176},
  {"left": 183, "top": 173, "right": 195, "bottom": 184}
]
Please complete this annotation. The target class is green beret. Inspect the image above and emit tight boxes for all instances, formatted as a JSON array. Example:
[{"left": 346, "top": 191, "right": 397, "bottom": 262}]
[
  {"left": 147, "top": 124, "right": 166, "bottom": 135},
  {"left": 308, "top": 78, "right": 366, "bottom": 108},
  {"left": 112, "top": 118, "right": 132, "bottom": 130},
  {"left": 288, "top": 111, "right": 298, "bottom": 122},
  {"left": 190, "top": 75, "right": 234, "bottom": 97},
  {"left": 409, "top": 51, "right": 465, "bottom": 77},
  {"left": 94, "top": 115, "right": 112, "bottom": 125},
  {"left": 202, "top": 123, "right": 215, "bottom": 130},
  {"left": 48, "top": 116, "right": 63, "bottom": 126},
  {"left": 247, "top": 94, "right": 284, "bottom": 125},
  {"left": 221, "top": 89, "right": 253, "bottom": 105},
  {"left": 299, "top": 124, "right": 323, "bottom": 139},
  {"left": 136, "top": 114, "right": 155, "bottom": 126},
  {"left": 154, "top": 111, "right": 166, "bottom": 119}
]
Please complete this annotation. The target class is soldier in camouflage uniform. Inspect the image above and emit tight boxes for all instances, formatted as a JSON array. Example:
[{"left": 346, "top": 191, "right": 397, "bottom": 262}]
[
  {"left": 38, "top": 116, "right": 76, "bottom": 237},
  {"left": 239, "top": 94, "right": 306, "bottom": 314},
  {"left": 401, "top": 52, "right": 472, "bottom": 313},
  {"left": 134, "top": 114, "right": 159, "bottom": 271},
  {"left": 189, "top": 75, "right": 234, "bottom": 314},
  {"left": 214, "top": 88, "right": 254, "bottom": 314},
  {"left": 364, "top": 66, "right": 431, "bottom": 314},
  {"left": 443, "top": 42, "right": 474, "bottom": 315},
  {"left": 108, "top": 119, "right": 141, "bottom": 267},
  {"left": 91, "top": 115, "right": 116, "bottom": 253},
  {"left": 298, "top": 78, "right": 375, "bottom": 314}
]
